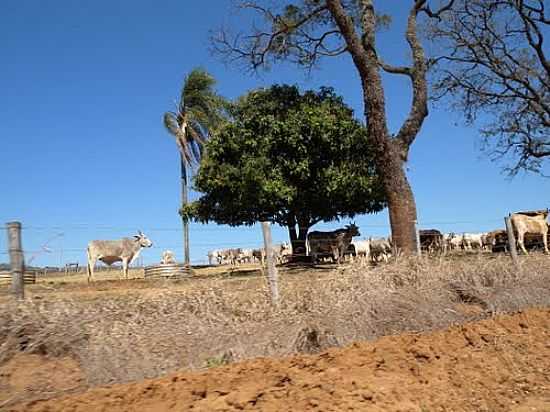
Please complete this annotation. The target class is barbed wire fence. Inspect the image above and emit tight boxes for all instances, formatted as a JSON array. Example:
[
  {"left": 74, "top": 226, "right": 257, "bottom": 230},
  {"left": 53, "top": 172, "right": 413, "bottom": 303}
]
[{"left": 0, "top": 217, "right": 519, "bottom": 273}]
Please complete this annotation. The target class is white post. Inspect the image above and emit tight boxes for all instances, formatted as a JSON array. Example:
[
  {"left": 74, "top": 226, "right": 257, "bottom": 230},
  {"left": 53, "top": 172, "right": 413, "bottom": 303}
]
[
  {"left": 261, "top": 221, "right": 279, "bottom": 306},
  {"left": 6, "top": 222, "right": 25, "bottom": 300}
]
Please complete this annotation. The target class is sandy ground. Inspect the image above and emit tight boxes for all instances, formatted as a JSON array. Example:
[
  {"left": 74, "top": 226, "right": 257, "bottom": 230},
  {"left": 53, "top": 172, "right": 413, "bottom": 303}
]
[{"left": 5, "top": 308, "right": 549, "bottom": 412}]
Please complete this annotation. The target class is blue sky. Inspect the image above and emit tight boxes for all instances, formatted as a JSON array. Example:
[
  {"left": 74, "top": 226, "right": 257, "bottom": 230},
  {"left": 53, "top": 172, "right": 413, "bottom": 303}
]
[{"left": 1, "top": 1, "right": 548, "bottom": 267}]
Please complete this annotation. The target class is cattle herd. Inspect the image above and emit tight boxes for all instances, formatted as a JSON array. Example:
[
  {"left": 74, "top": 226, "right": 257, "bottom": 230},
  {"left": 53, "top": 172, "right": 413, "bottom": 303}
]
[
  {"left": 207, "top": 210, "right": 550, "bottom": 266},
  {"left": 84, "top": 210, "right": 549, "bottom": 280},
  {"left": 207, "top": 243, "right": 292, "bottom": 266}
]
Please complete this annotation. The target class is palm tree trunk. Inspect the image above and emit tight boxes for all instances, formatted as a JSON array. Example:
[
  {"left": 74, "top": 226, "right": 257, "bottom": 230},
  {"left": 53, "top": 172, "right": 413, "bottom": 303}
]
[{"left": 180, "top": 155, "right": 190, "bottom": 266}]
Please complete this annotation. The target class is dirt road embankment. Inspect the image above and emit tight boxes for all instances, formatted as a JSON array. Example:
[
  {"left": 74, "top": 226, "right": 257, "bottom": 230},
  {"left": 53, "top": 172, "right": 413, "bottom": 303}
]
[{"left": 9, "top": 308, "right": 550, "bottom": 412}]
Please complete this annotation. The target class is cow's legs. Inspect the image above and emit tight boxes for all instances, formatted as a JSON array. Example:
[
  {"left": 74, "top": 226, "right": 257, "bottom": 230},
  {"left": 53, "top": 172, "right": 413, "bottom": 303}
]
[
  {"left": 332, "top": 247, "right": 340, "bottom": 264},
  {"left": 311, "top": 251, "right": 318, "bottom": 264},
  {"left": 122, "top": 258, "right": 129, "bottom": 279},
  {"left": 87, "top": 250, "right": 95, "bottom": 283},
  {"left": 542, "top": 230, "right": 549, "bottom": 254},
  {"left": 517, "top": 232, "right": 529, "bottom": 255}
]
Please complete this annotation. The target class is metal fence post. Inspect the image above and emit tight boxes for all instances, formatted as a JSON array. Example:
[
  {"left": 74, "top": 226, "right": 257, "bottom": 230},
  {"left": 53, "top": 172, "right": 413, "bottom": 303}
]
[
  {"left": 261, "top": 221, "right": 280, "bottom": 306},
  {"left": 6, "top": 222, "right": 25, "bottom": 299}
]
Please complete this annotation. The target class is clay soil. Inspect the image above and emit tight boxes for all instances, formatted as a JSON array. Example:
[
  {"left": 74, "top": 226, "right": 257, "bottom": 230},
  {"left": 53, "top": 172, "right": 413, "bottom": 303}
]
[{"left": 8, "top": 308, "right": 550, "bottom": 412}]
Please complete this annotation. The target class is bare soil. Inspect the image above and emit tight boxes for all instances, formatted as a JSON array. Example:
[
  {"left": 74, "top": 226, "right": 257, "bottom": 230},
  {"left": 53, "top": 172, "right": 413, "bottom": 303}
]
[{"left": 6, "top": 308, "right": 550, "bottom": 412}]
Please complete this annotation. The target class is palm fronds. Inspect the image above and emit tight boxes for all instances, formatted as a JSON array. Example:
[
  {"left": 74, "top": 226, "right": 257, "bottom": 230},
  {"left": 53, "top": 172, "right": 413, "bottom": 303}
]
[{"left": 163, "top": 68, "right": 226, "bottom": 168}]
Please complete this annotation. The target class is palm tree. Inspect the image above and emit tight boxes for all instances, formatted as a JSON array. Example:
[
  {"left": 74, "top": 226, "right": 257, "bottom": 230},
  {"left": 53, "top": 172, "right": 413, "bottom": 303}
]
[{"left": 163, "top": 68, "right": 225, "bottom": 266}]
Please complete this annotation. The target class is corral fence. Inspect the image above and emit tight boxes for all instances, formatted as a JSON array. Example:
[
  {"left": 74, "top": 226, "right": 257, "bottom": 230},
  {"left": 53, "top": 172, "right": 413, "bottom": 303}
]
[
  {"left": 0, "top": 270, "right": 37, "bottom": 286},
  {"left": 144, "top": 263, "right": 191, "bottom": 279}
]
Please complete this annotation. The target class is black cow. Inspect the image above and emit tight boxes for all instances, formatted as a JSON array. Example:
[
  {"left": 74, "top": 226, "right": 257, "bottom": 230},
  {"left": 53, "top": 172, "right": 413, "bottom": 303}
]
[{"left": 307, "top": 224, "right": 361, "bottom": 264}]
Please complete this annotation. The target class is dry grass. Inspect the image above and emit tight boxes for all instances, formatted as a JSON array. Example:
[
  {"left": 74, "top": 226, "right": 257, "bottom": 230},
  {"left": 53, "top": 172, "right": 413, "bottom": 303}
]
[{"left": 0, "top": 253, "right": 549, "bottom": 391}]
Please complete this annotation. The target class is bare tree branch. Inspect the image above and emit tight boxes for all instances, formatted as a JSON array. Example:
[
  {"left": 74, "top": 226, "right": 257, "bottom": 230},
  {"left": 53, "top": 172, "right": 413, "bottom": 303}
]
[{"left": 428, "top": 0, "right": 550, "bottom": 175}]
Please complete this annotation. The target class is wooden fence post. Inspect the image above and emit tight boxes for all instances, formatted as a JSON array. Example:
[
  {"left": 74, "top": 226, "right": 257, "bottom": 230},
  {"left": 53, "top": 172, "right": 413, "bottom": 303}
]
[
  {"left": 415, "top": 220, "right": 422, "bottom": 257},
  {"left": 504, "top": 215, "right": 520, "bottom": 270},
  {"left": 261, "top": 221, "right": 280, "bottom": 306},
  {"left": 6, "top": 222, "right": 25, "bottom": 299}
]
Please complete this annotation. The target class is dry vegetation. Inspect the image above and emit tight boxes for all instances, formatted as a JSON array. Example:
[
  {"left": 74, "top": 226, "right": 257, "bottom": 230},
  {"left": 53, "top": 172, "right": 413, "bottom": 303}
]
[{"left": 0, "top": 253, "right": 549, "bottom": 407}]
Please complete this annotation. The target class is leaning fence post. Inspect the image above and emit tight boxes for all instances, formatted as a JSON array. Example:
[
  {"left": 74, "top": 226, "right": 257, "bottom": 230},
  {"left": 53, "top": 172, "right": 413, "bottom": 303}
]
[
  {"left": 6, "top": 222, "right": 25, "bottom": 299},
  {"left": 261, "top": 221, "right": 280, "bottom": 306},
  {"left": 504, "top": 215, "right": 520, "bottom": 270}
]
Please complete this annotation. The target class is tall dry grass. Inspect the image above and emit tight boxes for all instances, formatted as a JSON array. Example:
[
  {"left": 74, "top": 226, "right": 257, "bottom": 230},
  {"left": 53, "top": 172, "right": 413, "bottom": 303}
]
[{"left": 0, "top": 254, "right": 549, "bottom": 388}]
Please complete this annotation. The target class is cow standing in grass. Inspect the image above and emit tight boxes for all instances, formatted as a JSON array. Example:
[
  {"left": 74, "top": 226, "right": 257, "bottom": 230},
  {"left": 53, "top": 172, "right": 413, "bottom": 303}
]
[
  {"left": 369, "top": 237, "right": 393, "bottom": 263},
  {"left": 510, "top": 210, "right": 549, "bottom": 255},
  {"left": 307, "top": 224, "right": 360, "bottom": 264},
  {"left": 87, "top": 231, "right": 153, "bottom": 282},
  {"left": 161, "top": 250, "right": 176, "bottom": 265}
]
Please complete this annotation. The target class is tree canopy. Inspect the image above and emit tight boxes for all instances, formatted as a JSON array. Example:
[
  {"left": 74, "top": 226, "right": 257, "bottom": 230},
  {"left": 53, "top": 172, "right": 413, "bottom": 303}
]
[{"left": 183, "top": 85, "right": 386, "bottom": 249}]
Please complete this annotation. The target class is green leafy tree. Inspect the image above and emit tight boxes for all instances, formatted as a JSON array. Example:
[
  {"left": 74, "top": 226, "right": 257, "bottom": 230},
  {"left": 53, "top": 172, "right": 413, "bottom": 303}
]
[
  {"left": 163, "top": 68, "right": 225, "bottom": 265},
  {"left": 183, "top": 85, "right": 386, "bottom": 254},
  {"left": 211, "top": 0, "right": 455, "bottom": 254}
]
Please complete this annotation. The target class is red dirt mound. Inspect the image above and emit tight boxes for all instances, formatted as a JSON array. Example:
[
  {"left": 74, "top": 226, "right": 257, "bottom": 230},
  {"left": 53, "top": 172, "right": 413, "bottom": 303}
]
[
  {"left": 0, "top": 354, "right": 84, "bottom": 408},
  {"left": 10, "top": 308, "right": 550, "bottom": 412}
]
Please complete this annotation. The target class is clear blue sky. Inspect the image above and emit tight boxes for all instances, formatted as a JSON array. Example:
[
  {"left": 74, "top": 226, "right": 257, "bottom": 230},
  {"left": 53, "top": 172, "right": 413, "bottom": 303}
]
[{"left": 1, "top": 1, "right": 548, "bottom": 267}]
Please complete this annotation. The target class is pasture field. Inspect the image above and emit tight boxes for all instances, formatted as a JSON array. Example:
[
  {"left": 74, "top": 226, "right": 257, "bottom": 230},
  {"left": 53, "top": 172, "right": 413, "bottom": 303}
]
[{"left": 1, "top": 253, "right": 549, "bottom": 411}]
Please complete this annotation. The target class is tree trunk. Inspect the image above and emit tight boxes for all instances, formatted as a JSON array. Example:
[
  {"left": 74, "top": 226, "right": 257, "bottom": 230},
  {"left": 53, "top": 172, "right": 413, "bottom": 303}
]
[
  {"left": 286, "top": 216, "right": 310, "bottom": 262},
  {"left": 379, "top": 144, "right": 418, "bottom": 254},
  {"left": 362, "top": 86, "right": 418, "bottom": 255},
  {"left": 326, "top": 0, "right": 420, "bottom": 255},
  {"left": 180, "top": 155, "right": 190, "bottom": 266},
  {"left": 287, "top": 223, "right": 298, "bottom": 252}
]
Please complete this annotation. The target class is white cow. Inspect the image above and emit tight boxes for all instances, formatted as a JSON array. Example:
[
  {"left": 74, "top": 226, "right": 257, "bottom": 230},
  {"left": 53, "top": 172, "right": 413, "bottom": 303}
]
[
  {"left": 161, "top": 250, "right": 176, "bottom": 264},
  {"left": 237, "top": 248, "right": 255, "bottom": 264},
  {"left": 510, "top": 210, "right": 549, "bottom": 255},
  {"left": 273, "top": 242, "right": 292, "bottom": 264},
  {"left": 349, "top": 239, "right": 371, "bottom": 263},
  {"left": 445, "top": 233, "right": 464, "bottom": 251},
  {"left": 462, "top": 233, "right": 484, "bottom": 250},
  {"left": 87, "top": 231, "right": 153, "bottom": 282},
  {"left": 369, "top": 237, "right": 392, "bottom": 263}
]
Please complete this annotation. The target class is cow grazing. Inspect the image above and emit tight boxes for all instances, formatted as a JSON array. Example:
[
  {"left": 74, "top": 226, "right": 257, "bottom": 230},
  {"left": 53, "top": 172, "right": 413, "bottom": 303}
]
[
  {"left": 250, "top": 243, "right": 291, "bottom": 266},
  {"left": 307, "top": 224, "right": 360, "bottom": 264},
  {"left": 207, "top": 249, "right": 222, "bottom": 265},
  {"left": 445, "top": 233, "right": 464, "bottom": 251},
  {"left": 419, "top": 229, "right": 443, "bottom": 253},
  {"left": 87, "top": 231, "right": 153, "bottom": 282},
  {"left": 369, "top": 237, "right": 392, "bottom": 263},
  {"left": 237, "top": 248, "right": 255, "bottom": 264},
  {"left": 462, "top": 233, "right": 484, "bottom": 251},
  {"left": 348, "top": 239, "right": 371, "bottom": 263},
  {"left": 510, "top": 210, "right": 549, "bottom": 255},
  {"left": 273, "top": 242, "right": 292, "bottom": 264},
  {"left": 161, "top": 250, "right": 176, "bottom": 265}
]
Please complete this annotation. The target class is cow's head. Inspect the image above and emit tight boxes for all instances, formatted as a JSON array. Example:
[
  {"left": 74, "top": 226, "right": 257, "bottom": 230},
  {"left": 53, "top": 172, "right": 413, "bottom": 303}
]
[
  {"left": 134, "top": 230, "right": 153, "bottom": 248},
  {"left": 346, "top": 223, "right": 360, "bottom": 237}
]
